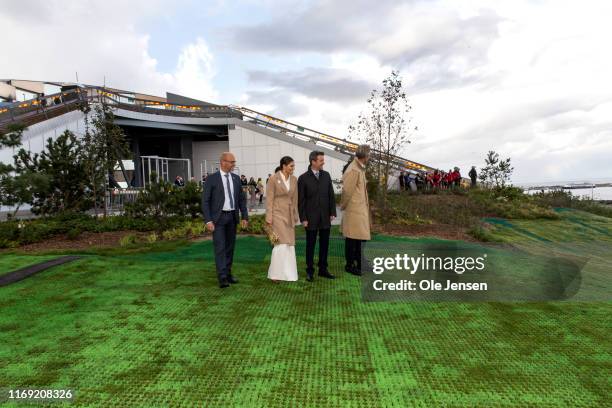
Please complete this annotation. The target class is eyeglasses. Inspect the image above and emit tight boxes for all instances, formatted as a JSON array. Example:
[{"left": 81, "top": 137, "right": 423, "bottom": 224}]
[{"left": 222, "top": 159, "right": 236, "bottom": 164}]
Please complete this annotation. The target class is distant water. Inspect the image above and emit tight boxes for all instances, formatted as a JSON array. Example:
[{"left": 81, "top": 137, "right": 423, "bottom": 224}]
[{"left": 516, "top": 179, "right": 612, "bottom": 201}]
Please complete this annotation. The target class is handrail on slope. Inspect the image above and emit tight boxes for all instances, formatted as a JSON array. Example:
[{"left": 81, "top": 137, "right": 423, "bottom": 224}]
[
  {"left": 230, "top": 105, "right": 434, "bottom": 172},
  {"left": 1, "top": 86, "right": 435, "bottom": 173}
]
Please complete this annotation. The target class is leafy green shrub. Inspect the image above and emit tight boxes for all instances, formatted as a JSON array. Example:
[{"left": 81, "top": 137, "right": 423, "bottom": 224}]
[
  {"left": 573, "top": 200, "right": 612, "bottom": 218},
  {"left": 183, "top": 220, "right": 206, "bottom": 236},
  {"left": 119, "top": 234, "right": 137, "bottom": 247},
  {"left": 468, "top": 188, "right": 559, "bottom": 220},
  {"left": 19, "top": 222, "right": 54, "bottom": 244},
  {"left": 146, "top": 232, "right": 158, "bottom": 243},
  {"left": 66, "top": 228, "right": 82, "bottom": 240},
  {"left": 532, "top": 190, "right": 612, "bottom": 218},
  {"left": 389, "top": 211, "right": 433, "bottom": 226},
  {"left": 242, "top": 214, "right": 266, "bottom": 235},
  {"left": 162, "top": 228, "right": 187, "bottom": 241},
  {"left": 0, "top": 213, "right": 191, "bottom": 247},
  {"left": 183, "top": 181, "right": 203, "bottom": 218},
  {"left": 0, "top": 238, "right": 18, "bottom": 249},
  {"left": 492, "top": 185, "right": 525, "bottom": 201},
  {"left": 382, "top": 185, "right": 561, "bottom": 230},
  {"left": 531, "top": 189, "right": 573, "bottom": 207},
  {"left": 0, "top": 221, "right": 20, "bottom": 243},
  {"left": 125, "top": 175, "right": 202, "bottom": 222},
  {"left": 385, "top": 193, "right": 479, "bottom": 227}
]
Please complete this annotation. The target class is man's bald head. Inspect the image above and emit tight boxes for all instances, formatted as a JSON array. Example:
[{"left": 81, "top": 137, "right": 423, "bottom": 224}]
[{"left": 219, "top": 152, "right": 236, "bottom": 172}]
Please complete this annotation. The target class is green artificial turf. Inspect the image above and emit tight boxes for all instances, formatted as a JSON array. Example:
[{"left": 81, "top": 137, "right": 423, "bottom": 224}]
[{"left": 0, "top": 209, "right": 610, "bottom": 407}]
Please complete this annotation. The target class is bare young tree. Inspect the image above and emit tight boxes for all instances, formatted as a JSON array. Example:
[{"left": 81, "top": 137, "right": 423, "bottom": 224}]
[{"left": 349, "top": 70, "right": 416, "bottom": 214}]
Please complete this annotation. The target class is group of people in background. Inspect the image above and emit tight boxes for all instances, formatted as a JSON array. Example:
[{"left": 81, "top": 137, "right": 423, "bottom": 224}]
[
  {"left": 399, "top": 166, "right": 479, "bottom": 191},
  {"left": 239, "top": 174, "right": 265, "bottom": 206},
  {"left": 202, "top": 146, "right": 371, "bottom": 288}
]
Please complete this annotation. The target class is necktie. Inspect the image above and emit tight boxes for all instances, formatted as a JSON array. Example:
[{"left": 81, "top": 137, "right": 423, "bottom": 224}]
[
  {"left": 225, "top": 174, "right": 234, "bottom": 209},
  {"left": 314, "top": 171, "right": 319, "bottom": 180}
]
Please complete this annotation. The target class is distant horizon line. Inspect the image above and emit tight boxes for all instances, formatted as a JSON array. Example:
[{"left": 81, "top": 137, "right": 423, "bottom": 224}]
[{"left": 513, "top": 177, "right": 612, "bottom": 186}]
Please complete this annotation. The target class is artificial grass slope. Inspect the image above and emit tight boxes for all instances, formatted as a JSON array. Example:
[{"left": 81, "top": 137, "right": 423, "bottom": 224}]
[{"left": 0, "top": 211, "right": 609, "bottom": 407}]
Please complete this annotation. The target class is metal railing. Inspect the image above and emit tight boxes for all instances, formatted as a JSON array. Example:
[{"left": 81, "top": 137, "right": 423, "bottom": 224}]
[
  {"left": 105, "top": 188, "right": 142, "bottom": 214},
  {"left": 0, "top": 86, "right": 241, "bottom": 129},
  {"left": 0, "top": 88, "right": 86, "bottom": 129},
  {"left": 230, "top": 105, "right": 435, "bottom": 173},
  {"left": 1, "top": 85, "right": 437, "bottom": 173}
]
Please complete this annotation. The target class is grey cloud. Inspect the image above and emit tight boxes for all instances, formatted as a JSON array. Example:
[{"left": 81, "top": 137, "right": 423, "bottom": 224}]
[
  {"left": 412, "top": 96, "right": 612, "bottom": 181},
  {"left": 245, "top": 89, "right": 310, "bottom": 117},
  {"left": 225, "top": 0, "right": 502, "bottom": 92},
  {"left": 377, "top": 9, "right": 502, "bottom": 67},
  {"left": 404, "top": 55, "right": 503, "bottom": 94},
  {"left": 248, "top": 68, "right": 376, "bottom": 103},
  {"left": 0, "top": 0, "right": 165, "bottom": 26},
  {"left": 458, "top": 96, "right": 612, "bottom": 145},
  {"left": 224, "top": 0, "right": 403, "bottom": 54}
]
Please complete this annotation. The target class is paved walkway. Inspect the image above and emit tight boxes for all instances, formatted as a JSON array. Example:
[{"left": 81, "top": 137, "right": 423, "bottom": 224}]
[
  {"left": 248, "top": 204, "right": 343, "bottom": 225},
  {"left": 0, "top": 256, "right": 82, "bottom": 286}
]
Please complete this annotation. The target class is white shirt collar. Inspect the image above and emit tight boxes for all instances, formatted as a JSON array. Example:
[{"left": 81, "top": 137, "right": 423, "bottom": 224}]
[{"left": 220, "top": 169, "right": 231, "bottom": 177}]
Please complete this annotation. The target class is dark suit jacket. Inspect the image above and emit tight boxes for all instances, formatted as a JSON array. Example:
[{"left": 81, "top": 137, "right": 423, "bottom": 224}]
[
  {"left": 202, "top": 171, "right": 248, "bottom": 224},
  {"left": 298, "top": 167, "right": 337, "bottom": 230}
]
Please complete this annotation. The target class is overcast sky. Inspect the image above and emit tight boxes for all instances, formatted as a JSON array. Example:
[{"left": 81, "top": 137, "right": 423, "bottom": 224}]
[{"left": 2, "top": 0, "right": 611, "bottom": 182}]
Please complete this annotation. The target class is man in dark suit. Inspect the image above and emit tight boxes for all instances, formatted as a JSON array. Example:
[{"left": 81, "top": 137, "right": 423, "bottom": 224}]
[
  {"left": 298, "top": 151, "right": 337, "bottom": 281},
  {"left": 202, "top": 152, "right": 249, "bottom": 288}
]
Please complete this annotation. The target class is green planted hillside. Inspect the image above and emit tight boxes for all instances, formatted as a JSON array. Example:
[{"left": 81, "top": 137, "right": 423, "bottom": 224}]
[{"left": 0, "top": 209, "right": 610, "bottom": 407}]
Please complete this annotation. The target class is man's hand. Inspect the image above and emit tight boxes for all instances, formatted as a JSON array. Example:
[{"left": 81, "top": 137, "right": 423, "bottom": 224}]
[
  {"left": 206, "top": 221, "right": 215, "bottom": 232},
  {"left": 302, "top": 220, "right": 308, "bottom": 228},
  {"left": 330, "top": 216, "right": 336, "bottom": 221},
  {"left": 241, "top": 219, "right": 249, "bottom": 229}
]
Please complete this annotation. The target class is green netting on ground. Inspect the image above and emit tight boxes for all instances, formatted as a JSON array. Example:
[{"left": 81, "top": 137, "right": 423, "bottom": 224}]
[
  {"left": 0, "top": 210, "right": 610, "bottom": 407},
  {"left": 486, "top": 210, "right": 612, "bottom": 301}
]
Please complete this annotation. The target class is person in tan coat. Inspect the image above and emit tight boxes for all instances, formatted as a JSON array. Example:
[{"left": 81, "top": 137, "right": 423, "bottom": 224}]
[
  {"left": 266, "top": 156, "right": 300, "bottom": 281},
  {"left": 340, "top": 144, "right": 371, "bottom": 276}
]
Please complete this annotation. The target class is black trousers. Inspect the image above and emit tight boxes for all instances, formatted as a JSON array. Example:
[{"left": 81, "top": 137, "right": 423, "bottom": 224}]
[
  {"left": 345, "top": 237, "right": 365, "bottom": 271},
  {"left": 212, "top": 212, "right": 237, "bottom": 282},
  {"left": 305, "top": 228, "right": 331, "bottom": 275}
]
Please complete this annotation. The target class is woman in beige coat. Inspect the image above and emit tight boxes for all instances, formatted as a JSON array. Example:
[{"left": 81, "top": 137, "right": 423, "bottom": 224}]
[
  {"left": 340, "top": 145, "right": 371, "bottom": 276},
  {"left": 266, "top": 156, "right": 299, "bottom": 281}
]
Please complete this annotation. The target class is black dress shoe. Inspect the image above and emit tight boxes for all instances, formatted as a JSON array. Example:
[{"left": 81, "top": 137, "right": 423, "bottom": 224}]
[
  {"left": 306, "top": 274, "right": 314, "bottom": 282},
  {"left": 347, "top": 267, "right": 362, "bottom": 276},
  {"left": 227, "top": 275, "right": 239, "bottom": 284},
  {"left": 219, "top": 279, "right": 230, "bottom": 288},
  {"left": 318, "top": 271, "right": 336, "bottom": 279}
]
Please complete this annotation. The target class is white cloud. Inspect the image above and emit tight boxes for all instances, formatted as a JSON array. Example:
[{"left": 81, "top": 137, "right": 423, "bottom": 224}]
[
  {"left": 3, "top": 0, "right": 611, "bottom": 182},
  {"left": 233, "top": 0, "right": 612, "bottom": 182},
  {"left": 0, "top": 0, "right": 217, "bottom": 102},
  {"left": 174, "top": 38, "right": 218, "bottom": 101}
]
